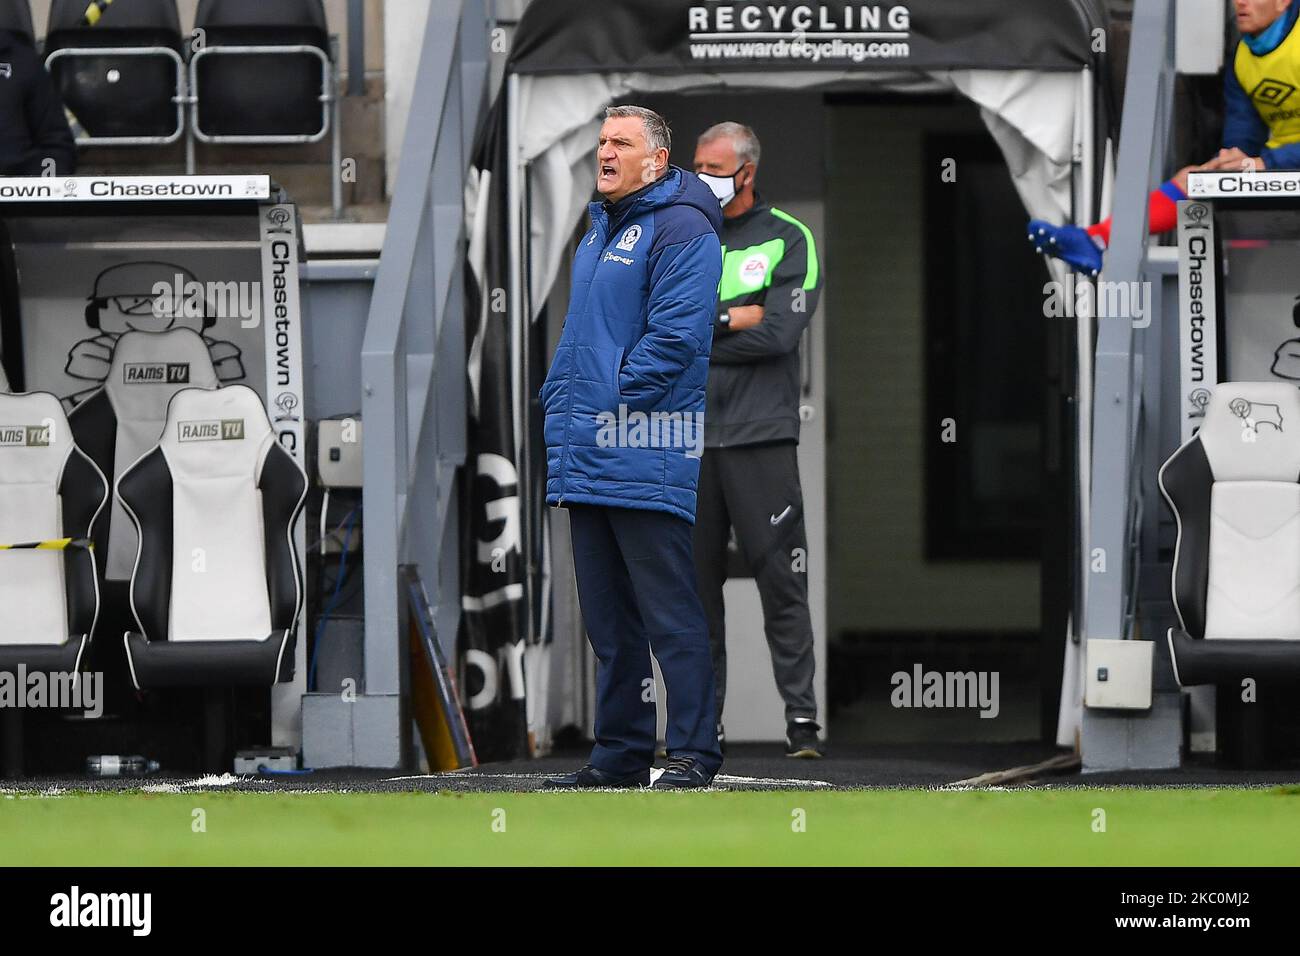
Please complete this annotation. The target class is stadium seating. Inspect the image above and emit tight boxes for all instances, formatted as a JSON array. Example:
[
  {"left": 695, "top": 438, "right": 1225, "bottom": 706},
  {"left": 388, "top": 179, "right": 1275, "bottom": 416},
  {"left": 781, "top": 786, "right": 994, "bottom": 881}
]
[
  {"left": 0, "top": 391, "right": 107, "bottom": 675},
  {"left": 44, "top": 0, "right": 185, "bottom": 142},
  {"left": 117, "top": 384, "right": 306, "bottom": 689},
  {"left": 0, "top": 0, "right": 34, "bottom": 47},
  {"left": 1160, "top": 382, "right": 1300, "bottom": 685},
  {"left": 69, "top": 328, "right": 219, "bottom": 587},
  {"left": 191, "top": 0, "right": 331, "bottom": 141}
]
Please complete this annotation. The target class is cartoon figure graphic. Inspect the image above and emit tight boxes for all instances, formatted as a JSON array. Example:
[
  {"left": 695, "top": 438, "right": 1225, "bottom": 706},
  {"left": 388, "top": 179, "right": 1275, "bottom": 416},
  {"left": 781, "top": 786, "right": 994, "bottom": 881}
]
[
  {"left": 1270, "top": 294, "right": 1300, "bottom": 381},
  {"left": 63, "top": 261, "right": 245, "bottom": 409}
]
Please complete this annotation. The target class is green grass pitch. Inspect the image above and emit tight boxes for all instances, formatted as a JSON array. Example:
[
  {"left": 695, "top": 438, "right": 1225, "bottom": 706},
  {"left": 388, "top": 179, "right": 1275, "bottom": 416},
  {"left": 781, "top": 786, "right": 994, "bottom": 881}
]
[{"left": 3, "top": 787, "right": 1300, "bottom": 866}]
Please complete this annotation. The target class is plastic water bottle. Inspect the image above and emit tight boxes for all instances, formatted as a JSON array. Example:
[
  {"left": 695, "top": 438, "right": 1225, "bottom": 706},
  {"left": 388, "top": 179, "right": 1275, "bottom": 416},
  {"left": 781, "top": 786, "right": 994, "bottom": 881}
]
[{"left": 85, "top": 755, "right": 160, "bottom": 777}]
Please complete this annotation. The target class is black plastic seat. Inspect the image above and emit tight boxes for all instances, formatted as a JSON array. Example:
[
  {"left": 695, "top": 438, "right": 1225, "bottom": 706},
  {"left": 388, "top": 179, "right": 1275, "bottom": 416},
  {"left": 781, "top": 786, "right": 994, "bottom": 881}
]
[
  {"left": 192, "top": 0, "right": 330, "bottom": 140},
  {"left": 43, "top": 0, "right": 183, "bottom": 140}
]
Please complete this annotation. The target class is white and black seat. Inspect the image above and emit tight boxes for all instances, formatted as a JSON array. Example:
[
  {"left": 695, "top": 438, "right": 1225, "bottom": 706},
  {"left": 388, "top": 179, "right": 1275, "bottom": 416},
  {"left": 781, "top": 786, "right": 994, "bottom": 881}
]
[
  {"left": 118, "top": 384, "right": 306, "bottom": 688},
  {"left": 1160, "top": 382, "right": 1300, "bottom": 685},
  {"left": 0, "top": 391, "right": 107, "bottom": 675},
  {"left": 69, "top": 328, "right": 219, "bottom": 588}
]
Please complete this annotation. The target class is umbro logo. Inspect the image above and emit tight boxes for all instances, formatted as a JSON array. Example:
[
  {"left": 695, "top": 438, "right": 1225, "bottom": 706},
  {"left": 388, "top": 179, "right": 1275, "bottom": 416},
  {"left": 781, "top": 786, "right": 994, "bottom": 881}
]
[
  {"left": 0, "top": 63, "right": 11, "bottom": 80},
  {"left": 1249, "top": 77, "right": 1297, "bottom": 107}
]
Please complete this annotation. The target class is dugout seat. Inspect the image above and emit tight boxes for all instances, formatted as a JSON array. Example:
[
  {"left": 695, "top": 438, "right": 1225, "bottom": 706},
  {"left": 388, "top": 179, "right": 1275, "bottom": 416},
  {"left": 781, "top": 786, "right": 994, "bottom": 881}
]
[
  {"left": 0, "top": 391, "right": 107, "bottom": 675},
  {"left": 191, "top": 0, "right": 330, "bottom": 141},
  {"left": 118, "top": 384, "right": 306, "bottom": 688},
  {"left": 1160, "top": 382, "right": 1300, "bottom": 685},
  {"left": 69, "top": 328, "right": 219, "bottom": 588},
  {"left": 44, "top": 0, "right": 185, "bottom": 142}
]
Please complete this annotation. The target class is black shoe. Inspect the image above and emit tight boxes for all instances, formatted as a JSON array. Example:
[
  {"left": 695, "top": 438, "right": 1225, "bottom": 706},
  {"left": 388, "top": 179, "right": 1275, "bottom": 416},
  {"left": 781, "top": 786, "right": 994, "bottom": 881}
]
[
  {"left": 541, "top": 764, "right": 651, "bottom": 789},
  {"left": 786, "top": 719, "right": 823, "bottom": 758},
  {"left": 652, "top": 755, "right": 716, "bottom": 790}
]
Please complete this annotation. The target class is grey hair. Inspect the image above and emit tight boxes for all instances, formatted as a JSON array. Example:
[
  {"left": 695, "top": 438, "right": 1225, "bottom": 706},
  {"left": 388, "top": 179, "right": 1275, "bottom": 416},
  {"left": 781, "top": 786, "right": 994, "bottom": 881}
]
[
  {"left": 697, "top": 121, "right": 761, "bottom": 168},
  {"left": 605, "top": 105, "right": 672, "bottom": 155}
]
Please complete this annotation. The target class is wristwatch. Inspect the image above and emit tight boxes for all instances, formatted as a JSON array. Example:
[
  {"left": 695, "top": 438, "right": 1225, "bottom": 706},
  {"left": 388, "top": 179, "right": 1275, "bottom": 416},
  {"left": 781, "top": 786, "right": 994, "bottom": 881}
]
[{"left": 718, "top": 310, "right": 731, "bottom": 329}]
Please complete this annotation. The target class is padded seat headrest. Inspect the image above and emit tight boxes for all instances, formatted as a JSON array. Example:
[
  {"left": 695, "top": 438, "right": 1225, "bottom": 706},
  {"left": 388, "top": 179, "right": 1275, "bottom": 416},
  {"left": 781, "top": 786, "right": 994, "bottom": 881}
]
[
  {"left": 0, "top": 392, "right": 70, "bottom": 485},
  {"left": 106, "top": 329, "right": 219, "bottom": 421},
  {"left": 1197, "top": 382, "right": 1300, "bottom": 482},
  {"left": 161, "top": 383, "right": 276, "bottom": 480}
]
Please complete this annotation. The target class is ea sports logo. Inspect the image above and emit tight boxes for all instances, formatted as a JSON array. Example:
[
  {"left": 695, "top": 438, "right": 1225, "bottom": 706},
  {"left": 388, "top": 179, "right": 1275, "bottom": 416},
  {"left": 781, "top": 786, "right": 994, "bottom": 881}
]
[{"left": 739, "top": 252, "right": 770, "bottom": 289}]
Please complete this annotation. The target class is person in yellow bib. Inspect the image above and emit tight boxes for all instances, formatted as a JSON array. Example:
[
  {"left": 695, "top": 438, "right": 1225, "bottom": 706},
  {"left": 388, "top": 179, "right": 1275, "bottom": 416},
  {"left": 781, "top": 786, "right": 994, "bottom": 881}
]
[{"left": 1030, "top": 0, "right": 1299, "bottom": 276}]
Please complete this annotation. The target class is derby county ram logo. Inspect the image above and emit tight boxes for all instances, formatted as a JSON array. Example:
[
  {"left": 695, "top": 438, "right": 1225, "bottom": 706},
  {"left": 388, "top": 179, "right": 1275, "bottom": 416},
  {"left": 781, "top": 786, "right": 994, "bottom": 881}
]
[
  {"left": 1186, "top": 203, "right": 1209, "bottom": 225},
  {"left": 1229, "top": 396, "right": 1284, "bottom": 435},
  {"left": 616, "top": 225, "right": 642, "bottom": 252},
  {"left": 273, "top": 391, "right": 300, "bottom": 424}
]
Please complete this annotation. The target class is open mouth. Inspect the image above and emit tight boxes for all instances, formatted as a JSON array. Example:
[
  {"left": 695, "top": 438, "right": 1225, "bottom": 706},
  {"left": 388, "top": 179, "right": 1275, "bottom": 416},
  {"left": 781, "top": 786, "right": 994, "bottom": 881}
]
[{"left": 599, "top": 163, "right": 617, "bottom": 179}]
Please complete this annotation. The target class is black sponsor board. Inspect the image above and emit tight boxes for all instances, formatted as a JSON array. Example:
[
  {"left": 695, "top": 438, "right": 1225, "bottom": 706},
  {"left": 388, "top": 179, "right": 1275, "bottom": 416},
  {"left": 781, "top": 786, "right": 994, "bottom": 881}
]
[{"left": 509, "top": 0, "right": 1105, "bottom": 75}]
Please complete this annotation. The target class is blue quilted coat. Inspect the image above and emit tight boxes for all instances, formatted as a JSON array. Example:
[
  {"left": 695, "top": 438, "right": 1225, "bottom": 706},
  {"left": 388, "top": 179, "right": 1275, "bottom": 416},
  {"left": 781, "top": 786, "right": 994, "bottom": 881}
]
[{"left": 541, "top": 166, "right": 723, "bottom": 523}]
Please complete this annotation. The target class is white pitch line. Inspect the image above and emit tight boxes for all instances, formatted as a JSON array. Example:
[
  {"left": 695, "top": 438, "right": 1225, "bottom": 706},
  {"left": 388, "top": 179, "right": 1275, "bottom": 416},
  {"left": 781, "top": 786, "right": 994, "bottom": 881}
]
[
  {"left": 382, "top": 770, "right": 832, "bottom": 788},
  {"left": 714, "top": 774, "right": 832, "bottom": 788}
]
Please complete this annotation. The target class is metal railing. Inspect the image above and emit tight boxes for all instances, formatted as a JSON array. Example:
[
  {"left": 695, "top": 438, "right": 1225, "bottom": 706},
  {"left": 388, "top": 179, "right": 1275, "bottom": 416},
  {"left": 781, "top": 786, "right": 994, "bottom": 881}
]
[
  {"left": 188, "top": 44, "right": 333, "bottom": 144},
  {"left": 45, "top": 46, "right": 186, "bottom": 146},
  {"left": 1084, "top": 0, "right": 1177, "bottom": 643},
  {"left": 46, "top": 39, "right": 346, "bottom": 219},
  {"left": 359, "top": 0, "right": 489, "bottom": 722}
]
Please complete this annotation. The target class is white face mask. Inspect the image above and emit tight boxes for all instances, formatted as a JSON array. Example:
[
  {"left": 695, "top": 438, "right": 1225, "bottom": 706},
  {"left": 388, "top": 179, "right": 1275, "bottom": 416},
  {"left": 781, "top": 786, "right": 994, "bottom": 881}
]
[{"left": 698, "top": 167, "right": 743, "bottom": 207}]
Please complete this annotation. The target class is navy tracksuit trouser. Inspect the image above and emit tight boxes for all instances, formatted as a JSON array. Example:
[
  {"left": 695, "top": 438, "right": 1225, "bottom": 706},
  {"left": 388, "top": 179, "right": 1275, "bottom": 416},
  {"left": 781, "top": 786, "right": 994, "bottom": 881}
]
[{"left": 568, "top": 504, "right": 723, "bottom": 776}]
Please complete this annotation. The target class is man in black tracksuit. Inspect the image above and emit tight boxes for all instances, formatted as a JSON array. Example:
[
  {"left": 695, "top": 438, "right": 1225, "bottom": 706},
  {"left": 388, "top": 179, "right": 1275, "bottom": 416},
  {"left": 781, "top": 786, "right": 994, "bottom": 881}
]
[
  {"left": 693, "top": 122, "right": 822, "bottom": 757},
  {"left": 0, "top": 29, "right": 75, "bottom": 176}
]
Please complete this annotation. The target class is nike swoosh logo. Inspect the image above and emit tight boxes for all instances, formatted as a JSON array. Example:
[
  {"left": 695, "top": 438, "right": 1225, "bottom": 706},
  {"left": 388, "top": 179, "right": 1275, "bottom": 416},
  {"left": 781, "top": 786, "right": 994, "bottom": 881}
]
[{"left": 770, "top": 505, "right": 793, "bottom": 526}]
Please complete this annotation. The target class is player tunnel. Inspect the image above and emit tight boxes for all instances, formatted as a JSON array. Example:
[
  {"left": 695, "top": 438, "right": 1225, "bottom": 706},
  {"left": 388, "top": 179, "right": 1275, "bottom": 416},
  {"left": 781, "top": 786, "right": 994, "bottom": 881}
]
[{"left": 462, "top": 0, "right": 1115, "bottom": 751}]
